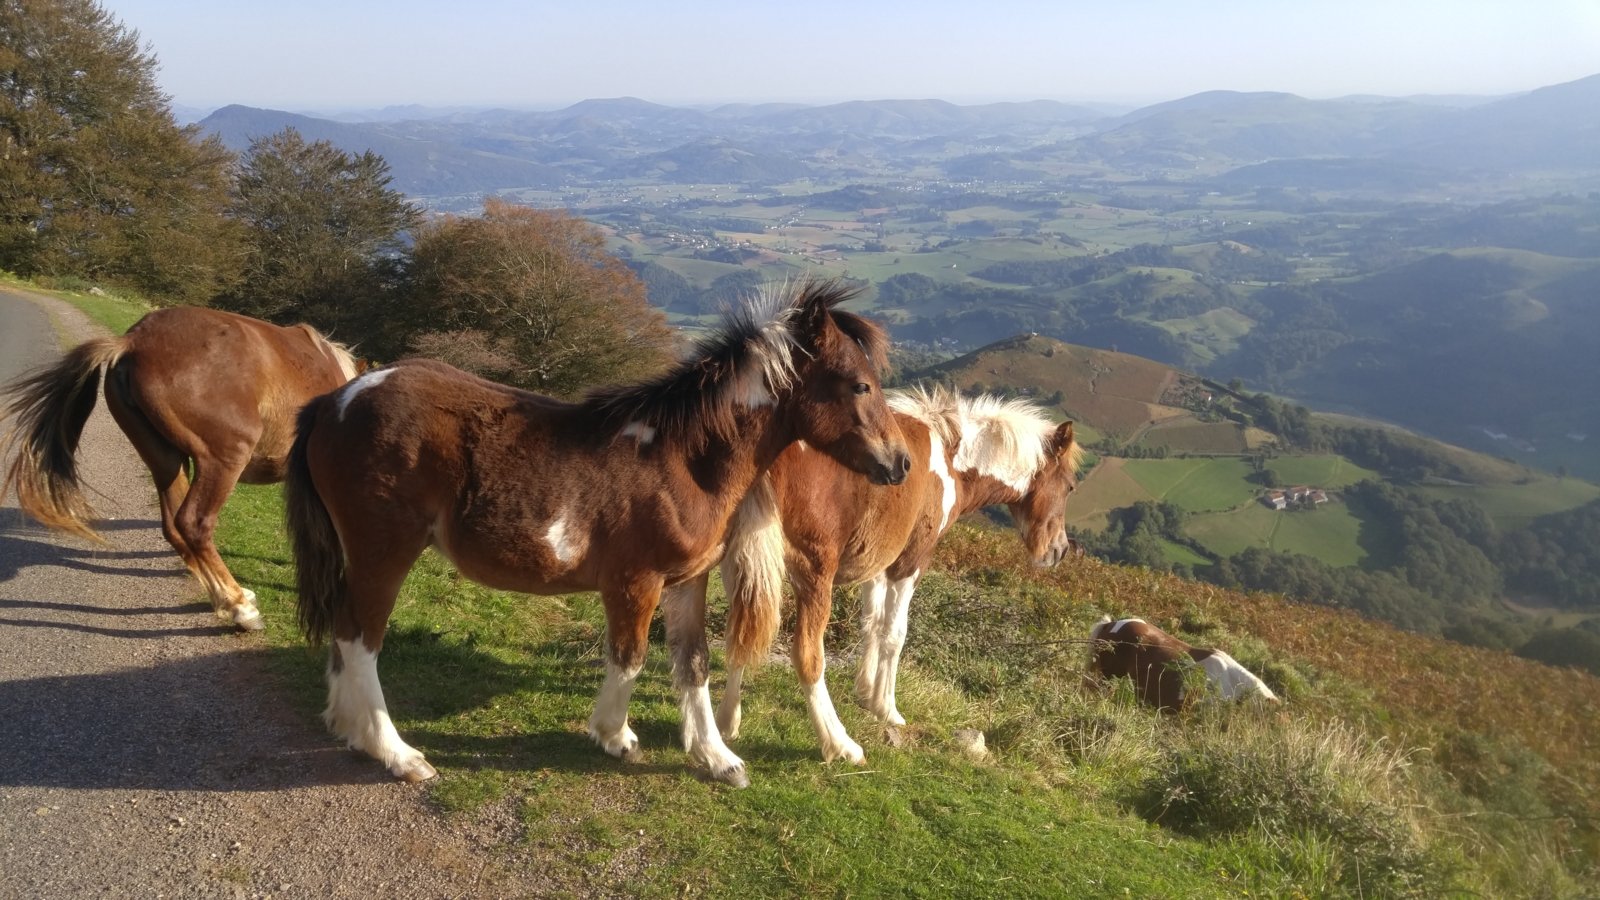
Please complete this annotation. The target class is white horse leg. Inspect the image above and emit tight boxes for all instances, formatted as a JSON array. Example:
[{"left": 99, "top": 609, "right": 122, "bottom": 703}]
[
  {"left": 587, "top": 659, "right": 642, "bottom": 759},
  {"left": 326, "top": 638, "right": 435, "bottom": 782},
  {"left": 716, "top": 665, "right": 745, "bottom": 739},
  {"left": 805, "top": 659, "right": 865, "bottom": 764},
  {"left": 663, "top": 580, "right": 748, "bottom": 786},
  {"left": 872, "top": 571, "right": 919, "bottom": 726},
  {"left": 854, "top": 575, "right": 889, "bottom": 709}
]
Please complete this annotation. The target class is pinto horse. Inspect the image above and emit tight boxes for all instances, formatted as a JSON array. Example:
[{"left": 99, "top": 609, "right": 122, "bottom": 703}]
[
  {"left": 285, "top": 280, "right": 910, "bottom": 786},
  {"left": 1087, "top": 616, "right": 1280, "bottom": 711},
  {"left": 701, "top": 385, "right": 1081, "bottom": 763},
  {"left": 0, "top": 307, "right": 359, "bottom": 629}
]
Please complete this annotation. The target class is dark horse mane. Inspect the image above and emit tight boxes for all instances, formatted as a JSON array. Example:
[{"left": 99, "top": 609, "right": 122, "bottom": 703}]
[{"left": 586, "top": 279, "right": 888, "bottom": 449}]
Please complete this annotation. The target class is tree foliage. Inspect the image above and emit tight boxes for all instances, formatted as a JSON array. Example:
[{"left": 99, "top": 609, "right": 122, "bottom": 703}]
[
  {"left": 398, "top": 199, "right": 677, "bottom": 396},
  {"left": 217, "top": 127, "right": 418, "bottom": 330},
  {"left": 0, "top": 0, "right": 238, "bottom": 302}
]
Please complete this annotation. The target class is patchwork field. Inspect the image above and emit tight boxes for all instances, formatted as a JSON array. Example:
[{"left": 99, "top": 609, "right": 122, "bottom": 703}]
[{"left": 1187, "top": 502, "right": 1371, "bottom": 567}]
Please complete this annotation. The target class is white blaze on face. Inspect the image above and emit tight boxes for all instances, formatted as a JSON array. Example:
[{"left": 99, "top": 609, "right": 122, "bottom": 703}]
[
  {"left": 545, "top": 514, "right": 584, "bottom": 565},
  {"left": 927, "top": 432, "right": 958, "bottom": 533},
  {"left": 336, "top": 367, "right": 397, "bottom": 421},
  {"left": 1200, "top": 650, "right": 1280, "bottom": 702}
]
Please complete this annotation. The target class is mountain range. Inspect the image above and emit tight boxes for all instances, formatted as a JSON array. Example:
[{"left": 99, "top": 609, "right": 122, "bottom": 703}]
[{"left": 196, "top": 73, "right": 1600, "bottom": 197}]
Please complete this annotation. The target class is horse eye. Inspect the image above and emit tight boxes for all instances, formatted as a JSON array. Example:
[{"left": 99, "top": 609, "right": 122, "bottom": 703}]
[{"left": 853, "top": 382, "right": 871, "bottom": 396}]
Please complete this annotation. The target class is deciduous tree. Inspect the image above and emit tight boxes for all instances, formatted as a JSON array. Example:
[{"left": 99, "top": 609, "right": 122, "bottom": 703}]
[
  {"left": 399, "top": 199, "right": 676, "bottom": 396},
  {"left": 0, "top": 0, "right": 238, "bottom": 302}
]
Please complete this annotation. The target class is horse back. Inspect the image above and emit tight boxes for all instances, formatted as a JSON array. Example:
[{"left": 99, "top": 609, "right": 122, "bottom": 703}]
[
  {"left": 116, "top": 307, "right": 355, "bottom": 477},
  {"left": 307, "top": 359, "right": 690, "bottom": 595}
]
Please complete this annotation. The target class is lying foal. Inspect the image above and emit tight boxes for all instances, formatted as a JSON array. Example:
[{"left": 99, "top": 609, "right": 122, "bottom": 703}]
[{"left": 1087, "top": 616, "right": 1279, "bottom": 711}]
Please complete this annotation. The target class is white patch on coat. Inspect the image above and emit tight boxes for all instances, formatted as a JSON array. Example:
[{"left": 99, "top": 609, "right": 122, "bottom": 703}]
[
  {"left": 1111, "top": 617, "right": 1146, "bottom": 635},
  {"left": 336, "top": 367, "right": 397, "bottom": 421},
  {"left": 927, "top": 432, "right": 958, "bottom": 533},
  {"left": 545, "top": 515, "right": 583, "bottom": 565},
  {"left": 1199, "top": 650, "right": 1280, "bottom": 702},
  {"left": 621, "top": 421, "right": 656, "bottom": 445}
]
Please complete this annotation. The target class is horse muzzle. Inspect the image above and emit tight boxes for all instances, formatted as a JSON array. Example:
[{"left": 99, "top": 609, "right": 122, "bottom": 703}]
[{"left": 867, "top": 447, "right": 911, "bottom": 486}]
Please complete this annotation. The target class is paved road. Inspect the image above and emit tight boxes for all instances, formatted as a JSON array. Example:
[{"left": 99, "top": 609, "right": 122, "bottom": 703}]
[{"left": 0, "top": 289, "right": 536, "bottom": 898}]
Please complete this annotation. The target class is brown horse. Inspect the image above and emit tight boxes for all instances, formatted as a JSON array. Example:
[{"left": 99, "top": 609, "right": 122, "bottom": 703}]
[
  {"left": 284, "top": 280, "right": 910, "bottom": 786},
  {"left": 1087, "top": 616, "right": 1280, "bottom": 711},
  {"left": 700, "top": 385, "right": 1081, "bottom": 763},
  {"left": 0, "top": 307, "right": 359, "bottom": 630}
]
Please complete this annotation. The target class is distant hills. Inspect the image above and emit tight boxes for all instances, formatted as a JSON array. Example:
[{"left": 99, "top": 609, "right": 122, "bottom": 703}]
[{"left": 195, "top": 73, "right": 1600, "bottom": 197}]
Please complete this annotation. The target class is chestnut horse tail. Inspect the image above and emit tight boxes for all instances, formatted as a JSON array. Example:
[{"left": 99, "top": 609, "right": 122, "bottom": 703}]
[
  {"left": 0, "top": 337, "right": 127, "bottom": 541},
  {"left": 721, "top": 474, "right": 787, "bottom": 669},
  {"left": 285, "top": 396, "right": 344, "bottom": 647}
]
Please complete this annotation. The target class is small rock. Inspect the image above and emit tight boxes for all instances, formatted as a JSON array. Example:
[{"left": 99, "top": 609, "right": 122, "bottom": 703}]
[
  {"left": 34, "top": 807, "right": 51, "bottom": 817},
  {"left": 952, "top": 728, "right": 987, "bottom": 760}
]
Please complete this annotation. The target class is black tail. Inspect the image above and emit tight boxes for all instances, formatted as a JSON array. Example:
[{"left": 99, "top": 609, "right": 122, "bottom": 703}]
[
  {"left": 285, "top": 395, "right": 344, "bottom": 646},
  {"left": 0, "top": 337, "right": 125, "bottom": 540}
]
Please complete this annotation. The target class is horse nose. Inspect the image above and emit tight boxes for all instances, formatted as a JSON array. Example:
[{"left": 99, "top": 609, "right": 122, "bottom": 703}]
[{"left": 891, "top": 449, "right": 911, "bottom": 484}]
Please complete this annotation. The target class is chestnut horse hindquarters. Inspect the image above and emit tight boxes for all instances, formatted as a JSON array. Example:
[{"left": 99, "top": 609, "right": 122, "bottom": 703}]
[{"left": 0, "top": 307, "right": 359, "bottom": 631}]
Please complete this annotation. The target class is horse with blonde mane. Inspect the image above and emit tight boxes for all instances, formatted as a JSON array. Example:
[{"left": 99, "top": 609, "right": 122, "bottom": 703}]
[
  {"left": 0, "top": 307, "right": 360, "bottom": 630},
  {"left": 285, "top": 280, "right": 910, "bottom": 786},
  {"left": 694, "top": 384, "right": 1081, "bottom": 763}
]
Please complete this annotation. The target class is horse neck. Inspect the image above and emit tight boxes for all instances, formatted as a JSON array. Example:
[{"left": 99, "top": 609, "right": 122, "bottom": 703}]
[
  {"left": 950, "top": 466, "right": 1025, "bottom": 518},
  {"left": 679, "top": 401, "right": 793, "bottom": 514}
]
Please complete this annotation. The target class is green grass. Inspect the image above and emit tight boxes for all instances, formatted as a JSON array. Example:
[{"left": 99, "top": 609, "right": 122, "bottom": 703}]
[
  {"left": 1266, "top": 454, "right": 1379, "bottom": 490},
  {"left": 0, "top": 272, "right": 151, "bottom": 335},
  {"left": 1186, "top": 502, "right": 1369, "bottom": 567},
  {"left": 212, "top": 480, "right": 1521, "bottom": 896},
  {"left": 1122, "top": 458, "right": 1259, "bottom": 512},
  {"left": 1415, "top": 477, "right": 1600, "bottom": 530}
]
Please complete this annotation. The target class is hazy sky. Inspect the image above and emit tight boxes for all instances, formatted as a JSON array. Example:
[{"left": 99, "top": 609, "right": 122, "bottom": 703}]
[{"left": 100, "top": 0, "right": 1600, "bottom": 112}]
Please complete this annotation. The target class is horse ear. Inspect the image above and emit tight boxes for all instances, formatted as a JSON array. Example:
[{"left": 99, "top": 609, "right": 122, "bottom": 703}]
[{"left": 1051, "top": 420, "right": 1075, "bottom": 455}]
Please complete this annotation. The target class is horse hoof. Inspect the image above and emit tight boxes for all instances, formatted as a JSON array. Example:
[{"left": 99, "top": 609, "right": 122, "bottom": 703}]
[
  {"left": 824, "top": 740, "right": 866, "bottom": 766},
  {"left": 713, "top": 763, "right": 749, "bottom": 789},
  {"left": 394, "top": 758, "right": 438, "bottom": 783},
  {"left": 233, "top": 609, "right": 265, "bottom": 632}
]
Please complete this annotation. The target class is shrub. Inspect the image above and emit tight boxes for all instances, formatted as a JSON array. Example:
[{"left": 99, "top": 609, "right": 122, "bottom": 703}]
[{"left": 1133, "top": 717, "right": 1444, "bottom": 895}]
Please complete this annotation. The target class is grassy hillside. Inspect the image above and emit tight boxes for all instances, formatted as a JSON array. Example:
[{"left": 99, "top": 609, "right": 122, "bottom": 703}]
[{"left": 205, "top": 481, "right": 1598, "bottom": 897}]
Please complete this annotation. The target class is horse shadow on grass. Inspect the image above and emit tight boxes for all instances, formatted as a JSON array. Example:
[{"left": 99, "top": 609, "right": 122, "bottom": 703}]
[{"left": 0, "top": 625, "right": 737, "bottom": 791}]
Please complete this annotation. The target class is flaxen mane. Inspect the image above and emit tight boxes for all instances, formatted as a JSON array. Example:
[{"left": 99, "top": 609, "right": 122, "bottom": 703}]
[{"left": 891, "top": 385, "right": 1081, "bottom": 488}]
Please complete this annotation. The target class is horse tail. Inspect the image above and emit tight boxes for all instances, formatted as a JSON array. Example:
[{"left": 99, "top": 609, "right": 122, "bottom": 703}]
[
  {"left": 285, "top": 395, "right": 344, "bottom": 647},
  {"left": 0, "top": 337, "right": 127, "bottom": 541},
  {"left": 721, "top": 474, "right": 787, "bottom": 669}
]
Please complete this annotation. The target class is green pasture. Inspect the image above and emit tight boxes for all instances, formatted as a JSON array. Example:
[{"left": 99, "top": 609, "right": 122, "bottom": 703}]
[
  {"left": 1136, "top": 420, "right": 1252, "bottom": 454},
  {"left": 1122, "top": 457, "right": 1259, "bottom": 512},
  {"left": 1415, "top": 476, "right": 1600, "bottom": 531},
  {"left": 1266, "top": 454, "right": 1379, "bottom": 490},
  {"left": 1186, "top": 501, "right": 1370, "bottom": 567},
  {"left": 1161, "top": 539, "right": 1213, "bottom": 568}
]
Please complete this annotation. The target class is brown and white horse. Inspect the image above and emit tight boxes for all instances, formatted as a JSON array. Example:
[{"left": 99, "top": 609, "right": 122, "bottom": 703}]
[
  {"left": 701, "top": 385, "right": 1081, "bottom": 763},
  {"left": 284, "top": 280, "right": 910, "bottom": 786},
  {"left": 1087, "top": 616, "right": 1280, "bottom": 712},
  {"left": 0, "top": 307, "right": 360, "bottom": 629}
]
